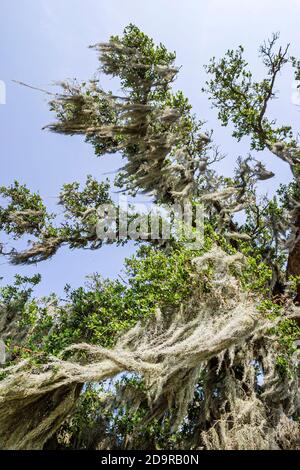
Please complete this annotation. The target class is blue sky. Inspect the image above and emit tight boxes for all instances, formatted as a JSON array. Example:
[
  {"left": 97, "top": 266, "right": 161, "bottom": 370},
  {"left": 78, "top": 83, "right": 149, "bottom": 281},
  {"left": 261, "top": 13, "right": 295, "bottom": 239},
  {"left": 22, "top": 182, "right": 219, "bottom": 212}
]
[{"left": 0, "top": 0, "right": 300, "bottom": 296}]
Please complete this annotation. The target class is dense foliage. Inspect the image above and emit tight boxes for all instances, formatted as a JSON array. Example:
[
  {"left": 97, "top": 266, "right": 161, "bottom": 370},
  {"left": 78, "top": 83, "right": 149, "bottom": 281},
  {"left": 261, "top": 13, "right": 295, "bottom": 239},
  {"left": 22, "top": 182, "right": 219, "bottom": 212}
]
[{"left": 0, "top": 25, "right": 300, "bottom": 450}]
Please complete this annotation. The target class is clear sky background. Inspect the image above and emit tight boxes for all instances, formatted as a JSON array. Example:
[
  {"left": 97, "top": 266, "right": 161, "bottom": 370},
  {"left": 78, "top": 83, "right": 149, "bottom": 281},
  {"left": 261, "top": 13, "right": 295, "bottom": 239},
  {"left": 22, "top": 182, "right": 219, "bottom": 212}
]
[{"left": 1, "top": 0, "right": 300, "bottom": 296}]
